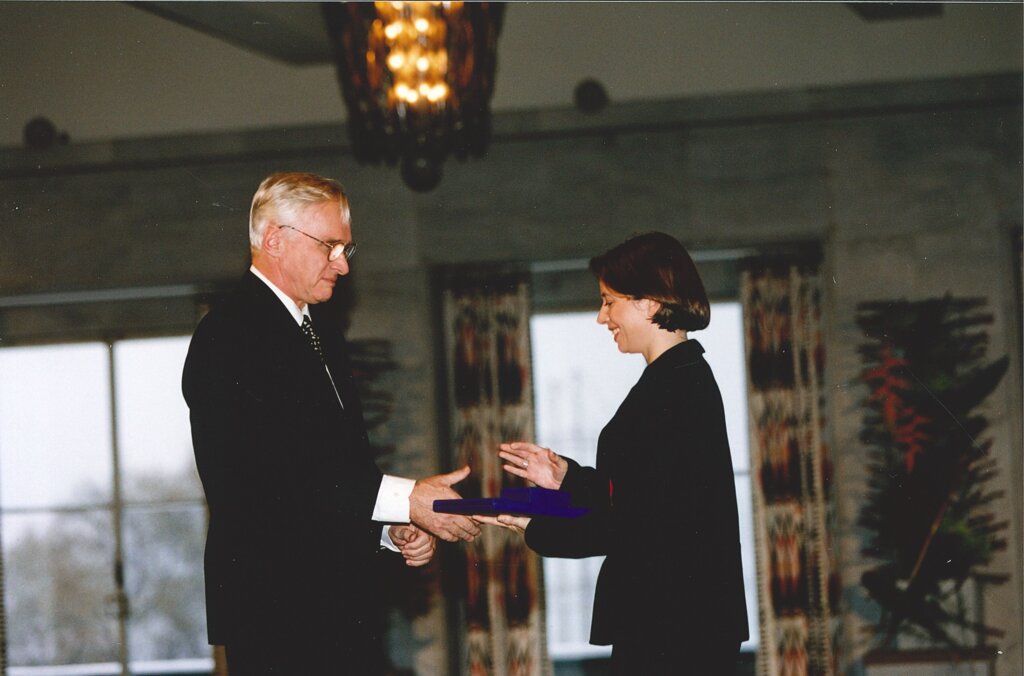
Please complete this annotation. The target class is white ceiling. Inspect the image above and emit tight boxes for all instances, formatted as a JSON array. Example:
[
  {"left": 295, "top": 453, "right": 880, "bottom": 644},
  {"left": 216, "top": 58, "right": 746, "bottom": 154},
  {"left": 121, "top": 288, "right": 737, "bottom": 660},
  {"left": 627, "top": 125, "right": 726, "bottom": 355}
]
[
  {"left": 134, "top": 1, "right": 947, "bottom": 66},
  {"left": 137, "top": 2, "right": 336, "bottom": 65}
]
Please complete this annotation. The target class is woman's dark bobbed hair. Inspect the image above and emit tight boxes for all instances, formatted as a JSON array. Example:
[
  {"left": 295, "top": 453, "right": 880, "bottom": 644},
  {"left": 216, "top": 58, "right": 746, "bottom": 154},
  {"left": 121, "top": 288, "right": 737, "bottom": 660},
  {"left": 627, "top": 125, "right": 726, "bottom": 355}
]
[{"left": 589, "top": 232, "right": 710, "bottom": 332}]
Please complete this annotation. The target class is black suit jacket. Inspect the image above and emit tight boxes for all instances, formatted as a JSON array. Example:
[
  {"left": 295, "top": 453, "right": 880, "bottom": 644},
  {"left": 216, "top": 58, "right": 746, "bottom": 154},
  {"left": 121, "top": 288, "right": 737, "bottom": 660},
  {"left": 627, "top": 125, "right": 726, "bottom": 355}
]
[
  {"left": 182, "top": 271, "right": 385, "bottom": 650},
  {"left": 526, "top": 339, "right": 749, "bottom": 649}
]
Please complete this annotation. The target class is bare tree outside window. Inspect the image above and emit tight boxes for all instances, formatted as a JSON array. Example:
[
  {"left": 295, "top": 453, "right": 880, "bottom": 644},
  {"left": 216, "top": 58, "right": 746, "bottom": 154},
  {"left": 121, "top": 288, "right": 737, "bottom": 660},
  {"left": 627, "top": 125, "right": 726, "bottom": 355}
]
[{"left": 1, "top": 338, "right": 211, "bottom": 674}]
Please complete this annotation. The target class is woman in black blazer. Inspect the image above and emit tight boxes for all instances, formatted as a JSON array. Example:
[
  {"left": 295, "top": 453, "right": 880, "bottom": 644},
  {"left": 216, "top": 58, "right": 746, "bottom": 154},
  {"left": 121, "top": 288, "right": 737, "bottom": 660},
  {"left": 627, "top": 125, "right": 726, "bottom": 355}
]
[{"left": 494, "top": 232, "right": 749, "bottom": 674}]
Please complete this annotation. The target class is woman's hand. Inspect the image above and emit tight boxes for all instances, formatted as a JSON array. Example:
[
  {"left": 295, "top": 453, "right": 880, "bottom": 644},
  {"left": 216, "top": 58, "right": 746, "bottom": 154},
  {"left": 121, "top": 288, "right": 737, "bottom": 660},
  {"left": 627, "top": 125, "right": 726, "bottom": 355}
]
[
  {"left": 499, "top": 442, "right": 568, "bottom": 490},
  {"left": 496, "top": 514, "right": 531, "bottom": 535},
  {"left": 474, "top": 513, "right": 532, "bottom": 535},
  {"left": 389, "top": 524, "right": 437, "bottom": 567}
]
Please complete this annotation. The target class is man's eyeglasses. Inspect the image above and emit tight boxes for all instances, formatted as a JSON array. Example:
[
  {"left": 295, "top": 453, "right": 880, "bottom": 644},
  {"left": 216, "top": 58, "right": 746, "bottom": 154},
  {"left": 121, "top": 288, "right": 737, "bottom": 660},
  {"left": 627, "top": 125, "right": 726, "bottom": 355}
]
[{"left": 278, "top": 224, "right": 357, "bottom": 262}]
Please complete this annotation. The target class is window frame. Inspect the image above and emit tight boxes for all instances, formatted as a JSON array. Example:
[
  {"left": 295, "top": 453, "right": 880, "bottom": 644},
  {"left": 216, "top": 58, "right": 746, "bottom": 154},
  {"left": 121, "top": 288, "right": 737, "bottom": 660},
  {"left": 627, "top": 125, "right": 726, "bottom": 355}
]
[{"left": 0, "top": 335, "right": 212, "bottom": 675}]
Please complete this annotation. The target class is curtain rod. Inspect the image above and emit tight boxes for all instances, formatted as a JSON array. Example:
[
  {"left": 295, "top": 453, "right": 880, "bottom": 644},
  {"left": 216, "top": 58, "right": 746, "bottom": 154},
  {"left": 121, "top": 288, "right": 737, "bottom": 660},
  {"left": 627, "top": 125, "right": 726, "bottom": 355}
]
[{"left": 529, "top": 243, "right": 821, "bottom": 274}]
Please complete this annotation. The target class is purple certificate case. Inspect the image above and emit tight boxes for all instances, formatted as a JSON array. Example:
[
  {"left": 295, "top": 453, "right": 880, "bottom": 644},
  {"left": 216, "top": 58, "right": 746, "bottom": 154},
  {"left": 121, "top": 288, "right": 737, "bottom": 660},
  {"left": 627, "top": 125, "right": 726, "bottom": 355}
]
[{"left": 433, "top": 487, "right": 590, "bottom": 518}]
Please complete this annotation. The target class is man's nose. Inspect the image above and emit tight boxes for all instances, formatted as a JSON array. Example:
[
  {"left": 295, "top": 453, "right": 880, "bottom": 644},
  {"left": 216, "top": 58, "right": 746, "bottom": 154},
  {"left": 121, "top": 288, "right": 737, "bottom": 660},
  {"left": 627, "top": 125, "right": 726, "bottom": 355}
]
[{"left": 330, "top": 255, "right": 350, "bottom": 276}]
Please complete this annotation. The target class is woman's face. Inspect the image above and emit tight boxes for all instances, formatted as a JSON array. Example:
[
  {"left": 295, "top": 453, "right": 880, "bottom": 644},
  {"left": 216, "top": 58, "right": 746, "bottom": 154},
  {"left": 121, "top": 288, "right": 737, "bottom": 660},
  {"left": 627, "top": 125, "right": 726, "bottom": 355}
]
[{"left": 596, "top": 281, "right": 656, "bottom": 356}]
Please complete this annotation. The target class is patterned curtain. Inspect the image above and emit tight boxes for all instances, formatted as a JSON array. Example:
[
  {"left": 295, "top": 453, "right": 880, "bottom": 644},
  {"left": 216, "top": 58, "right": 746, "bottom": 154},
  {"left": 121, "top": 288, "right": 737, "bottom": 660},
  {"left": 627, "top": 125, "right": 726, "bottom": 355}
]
[
  {"left": 740, "top": 257, "right": 838, "bottom": 676},
  {"left": 440, "top": 271, "right": 550, "bottom": 676}
]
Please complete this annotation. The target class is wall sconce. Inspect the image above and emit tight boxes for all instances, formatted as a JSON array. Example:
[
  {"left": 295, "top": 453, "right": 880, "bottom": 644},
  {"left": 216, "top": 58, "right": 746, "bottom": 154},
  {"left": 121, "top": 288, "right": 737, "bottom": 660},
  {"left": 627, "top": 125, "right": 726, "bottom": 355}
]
[{"left": 324, "top": 2, "right": 504, "bottom": 192}]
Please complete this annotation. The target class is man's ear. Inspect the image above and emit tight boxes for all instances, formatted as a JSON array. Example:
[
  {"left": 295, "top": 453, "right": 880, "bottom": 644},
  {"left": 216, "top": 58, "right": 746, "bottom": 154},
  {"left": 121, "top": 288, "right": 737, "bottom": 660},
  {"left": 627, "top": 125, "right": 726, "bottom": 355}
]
[{"left": 262, "top": 225, "right": 284, "bottom": 258}]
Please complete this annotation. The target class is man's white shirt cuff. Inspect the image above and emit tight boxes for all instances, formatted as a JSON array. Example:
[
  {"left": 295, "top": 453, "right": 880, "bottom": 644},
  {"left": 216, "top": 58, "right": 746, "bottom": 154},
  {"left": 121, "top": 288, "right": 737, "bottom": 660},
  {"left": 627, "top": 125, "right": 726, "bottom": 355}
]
[
  {"left": 380, "top": 525, "right": 399, "bottom": 552},
  {"left": 373, "top": 475, "right": 416, "bottom": 523}
]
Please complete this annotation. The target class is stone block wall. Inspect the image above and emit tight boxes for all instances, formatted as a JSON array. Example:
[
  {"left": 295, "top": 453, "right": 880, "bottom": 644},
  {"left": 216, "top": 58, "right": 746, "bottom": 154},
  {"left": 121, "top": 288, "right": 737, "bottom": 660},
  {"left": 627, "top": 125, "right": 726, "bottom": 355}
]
[{"left": 1, "top": 73, "right": 1020, "bottom": 675}]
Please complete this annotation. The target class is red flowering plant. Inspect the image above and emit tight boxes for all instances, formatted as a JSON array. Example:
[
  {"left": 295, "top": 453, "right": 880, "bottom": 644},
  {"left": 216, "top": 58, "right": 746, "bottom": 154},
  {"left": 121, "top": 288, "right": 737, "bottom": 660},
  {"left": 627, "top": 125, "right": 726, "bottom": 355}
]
[{"left": 856, "top": 296, "right": 1008, "bottom": 649}]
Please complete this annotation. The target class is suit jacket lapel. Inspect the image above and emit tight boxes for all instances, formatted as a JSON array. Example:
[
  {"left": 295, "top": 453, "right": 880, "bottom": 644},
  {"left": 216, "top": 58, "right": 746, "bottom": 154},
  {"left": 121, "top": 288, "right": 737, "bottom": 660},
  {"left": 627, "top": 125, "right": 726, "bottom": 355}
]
[{"left": 237, "top": 272, "right": 345, "bottom": 415}]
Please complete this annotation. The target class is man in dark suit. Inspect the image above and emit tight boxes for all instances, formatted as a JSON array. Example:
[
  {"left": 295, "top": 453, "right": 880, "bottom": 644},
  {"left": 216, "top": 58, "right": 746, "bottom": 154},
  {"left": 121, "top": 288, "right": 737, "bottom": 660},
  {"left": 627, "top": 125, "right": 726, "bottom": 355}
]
[{"left": 182, "top": 172, "right": 480, "bottom": 674}]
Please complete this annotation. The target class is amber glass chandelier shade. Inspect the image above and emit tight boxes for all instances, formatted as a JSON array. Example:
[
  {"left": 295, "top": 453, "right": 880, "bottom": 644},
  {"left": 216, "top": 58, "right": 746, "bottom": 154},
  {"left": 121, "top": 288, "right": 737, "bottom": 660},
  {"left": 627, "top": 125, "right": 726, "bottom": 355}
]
[{"left": 324, "top": 2, "right": 504, "bottom": 191}]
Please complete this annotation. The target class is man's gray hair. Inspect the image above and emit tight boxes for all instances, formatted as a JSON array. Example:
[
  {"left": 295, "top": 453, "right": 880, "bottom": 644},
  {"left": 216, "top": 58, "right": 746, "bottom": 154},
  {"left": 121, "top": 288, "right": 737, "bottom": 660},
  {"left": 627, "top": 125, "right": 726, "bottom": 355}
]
[{"left": 249, "top": 172, "right": 351, "bottom": 251}]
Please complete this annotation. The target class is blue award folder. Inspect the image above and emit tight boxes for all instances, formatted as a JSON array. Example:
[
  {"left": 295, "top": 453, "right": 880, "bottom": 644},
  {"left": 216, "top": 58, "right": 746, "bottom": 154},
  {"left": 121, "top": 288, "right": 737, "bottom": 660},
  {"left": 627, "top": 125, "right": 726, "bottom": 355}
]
[{"left": 433, "top": 486, "right": 590, "bottom": 518}]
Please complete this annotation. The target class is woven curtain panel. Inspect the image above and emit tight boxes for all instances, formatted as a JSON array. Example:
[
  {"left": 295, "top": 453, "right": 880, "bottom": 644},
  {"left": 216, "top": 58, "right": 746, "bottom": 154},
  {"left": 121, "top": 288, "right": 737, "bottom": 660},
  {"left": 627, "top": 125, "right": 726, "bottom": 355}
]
[
  {"left": 441, "top": 274, "right": 550, "bottom": 676},
  {"left": 741, "top": 259, "right": 838, "bottom": 676}
]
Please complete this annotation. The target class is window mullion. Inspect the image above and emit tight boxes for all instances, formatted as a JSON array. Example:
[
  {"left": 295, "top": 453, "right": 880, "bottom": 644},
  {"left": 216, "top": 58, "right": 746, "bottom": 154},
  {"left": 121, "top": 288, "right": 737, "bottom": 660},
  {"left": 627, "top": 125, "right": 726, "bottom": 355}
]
[{"left": 107, "top": 342, "right": 131, "bottom": 676}]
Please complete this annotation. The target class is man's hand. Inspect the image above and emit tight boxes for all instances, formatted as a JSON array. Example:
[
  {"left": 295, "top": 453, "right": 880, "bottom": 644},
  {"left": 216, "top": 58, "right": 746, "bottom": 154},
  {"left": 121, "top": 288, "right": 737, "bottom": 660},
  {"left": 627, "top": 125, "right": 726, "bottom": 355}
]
[
  {"left": 409, "top": 466, "right": 481, "bottom": 543},
  {"left": 388, "top": 524, "right": 437, "bottom": 567},
  {"left": 499, "top": 442, "right": 568, "bottom": 490}
]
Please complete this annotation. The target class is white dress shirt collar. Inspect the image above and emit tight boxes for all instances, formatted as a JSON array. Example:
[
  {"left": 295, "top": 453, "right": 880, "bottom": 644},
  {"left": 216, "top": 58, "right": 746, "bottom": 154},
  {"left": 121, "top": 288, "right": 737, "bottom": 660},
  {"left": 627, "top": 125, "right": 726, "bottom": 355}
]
[{"left": 250, "top": 265, "right": 309, "bottom": 326}]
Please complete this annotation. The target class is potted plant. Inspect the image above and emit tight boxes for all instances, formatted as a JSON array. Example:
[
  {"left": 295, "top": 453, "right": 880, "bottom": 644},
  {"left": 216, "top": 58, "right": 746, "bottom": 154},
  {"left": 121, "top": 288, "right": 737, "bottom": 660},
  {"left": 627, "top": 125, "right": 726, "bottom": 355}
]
[{"left": 855, "top": 296, "right": 1008, "bottom": 671}]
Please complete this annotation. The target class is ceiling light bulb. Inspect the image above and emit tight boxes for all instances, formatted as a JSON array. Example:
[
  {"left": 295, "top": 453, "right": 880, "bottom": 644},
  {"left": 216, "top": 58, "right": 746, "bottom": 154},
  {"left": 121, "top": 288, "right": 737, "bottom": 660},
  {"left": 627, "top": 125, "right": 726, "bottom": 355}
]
[
  {"left": 387, "top": 52, "right": 405, "bottom": 70},
  {"left": 427, "top": 83, "right": 448, "bottom": 102}
]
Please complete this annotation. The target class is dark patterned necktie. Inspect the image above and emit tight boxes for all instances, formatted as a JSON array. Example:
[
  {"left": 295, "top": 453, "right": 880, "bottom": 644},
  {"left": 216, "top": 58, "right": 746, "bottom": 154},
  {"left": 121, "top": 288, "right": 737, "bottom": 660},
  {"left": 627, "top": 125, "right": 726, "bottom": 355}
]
[
  {"left": 301, "top": 315, "right": 325, "bottom": 363},
  {"left": 301, "top": 315, "right": 345, "bottom": 410}
]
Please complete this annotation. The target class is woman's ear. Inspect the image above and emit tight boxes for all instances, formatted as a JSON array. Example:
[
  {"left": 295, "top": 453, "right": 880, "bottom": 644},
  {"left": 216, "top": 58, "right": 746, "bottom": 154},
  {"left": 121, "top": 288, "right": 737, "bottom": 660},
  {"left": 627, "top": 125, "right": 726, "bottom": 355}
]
[{"left": 641, "top": 298, "right": 662, "bottom": 321}]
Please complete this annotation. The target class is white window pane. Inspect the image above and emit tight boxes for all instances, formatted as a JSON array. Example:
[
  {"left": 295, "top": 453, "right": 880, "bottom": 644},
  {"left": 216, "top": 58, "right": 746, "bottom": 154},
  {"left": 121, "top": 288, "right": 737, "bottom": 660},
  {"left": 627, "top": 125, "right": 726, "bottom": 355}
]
[
  {"left": 541, "top": 556, "right": 610, "bottom": 659},
  {"left": 735, "top": 474, "right": 759, "bottom": 650},
  {"left": 124, "top": 505, "right": 209, "bottom": 663},
  {"left": 531, "top": 312, "right": 644, "bottom": 468},
  {"left": 532, "top": 312, "right": 631, "bottom": 659},
  {"left": 0, "top": 344, "right": 113, "bottom": 509},
  {"left": 3, "top": 512, "right": 119, "bottom": 667},
  {"left": 114, "top": 336, "right": 202, "bottom": 502}
]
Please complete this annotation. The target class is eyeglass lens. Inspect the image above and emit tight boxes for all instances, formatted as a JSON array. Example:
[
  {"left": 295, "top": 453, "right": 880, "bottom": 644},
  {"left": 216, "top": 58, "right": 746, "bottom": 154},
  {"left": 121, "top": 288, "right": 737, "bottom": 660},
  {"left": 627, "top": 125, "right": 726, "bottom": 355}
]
[{"left": 329, "top": 242, "right": 357, "bottom": 261}]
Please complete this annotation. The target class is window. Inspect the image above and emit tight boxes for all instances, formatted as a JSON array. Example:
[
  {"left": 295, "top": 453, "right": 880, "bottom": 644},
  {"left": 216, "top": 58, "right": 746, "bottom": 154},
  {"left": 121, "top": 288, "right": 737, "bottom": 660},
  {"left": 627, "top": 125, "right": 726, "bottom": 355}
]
[
  {"left": 0, "top": 337, "right": 211, "bottom": 675},
  {"left": 530, "top": 303, "right": 759, "bottom": 660}
]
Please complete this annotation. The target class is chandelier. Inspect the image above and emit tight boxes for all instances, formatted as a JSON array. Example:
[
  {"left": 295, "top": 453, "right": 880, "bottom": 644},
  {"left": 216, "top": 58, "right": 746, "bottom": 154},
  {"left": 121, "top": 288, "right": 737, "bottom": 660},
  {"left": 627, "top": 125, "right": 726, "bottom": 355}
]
[{"left": 325, "top": 2, "right": 504, "bottom": 192}]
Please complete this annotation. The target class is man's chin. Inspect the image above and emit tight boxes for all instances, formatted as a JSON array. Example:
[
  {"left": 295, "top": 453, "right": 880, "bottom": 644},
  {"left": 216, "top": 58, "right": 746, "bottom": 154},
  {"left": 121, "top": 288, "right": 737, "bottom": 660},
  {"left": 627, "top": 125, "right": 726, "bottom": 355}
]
[
  {"left": 316, "top": 280, "right": 337, "bottom": 298},
  {"left": 303, "top": 286, "right": 332, "bottom": 305}
]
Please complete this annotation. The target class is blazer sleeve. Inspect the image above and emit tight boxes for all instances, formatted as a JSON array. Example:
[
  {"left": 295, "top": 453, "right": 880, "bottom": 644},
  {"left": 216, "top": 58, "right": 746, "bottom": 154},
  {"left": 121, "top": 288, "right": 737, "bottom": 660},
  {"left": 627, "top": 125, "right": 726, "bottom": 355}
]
[
  {"left": 559, "top": 456, "right": 612, "bottom": 506},
  {"left": 524, "top": 457, "right": 612, "bottom": 558},
  {"left": 525, "top": 361, "right": 737, "bottom": 564}
]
